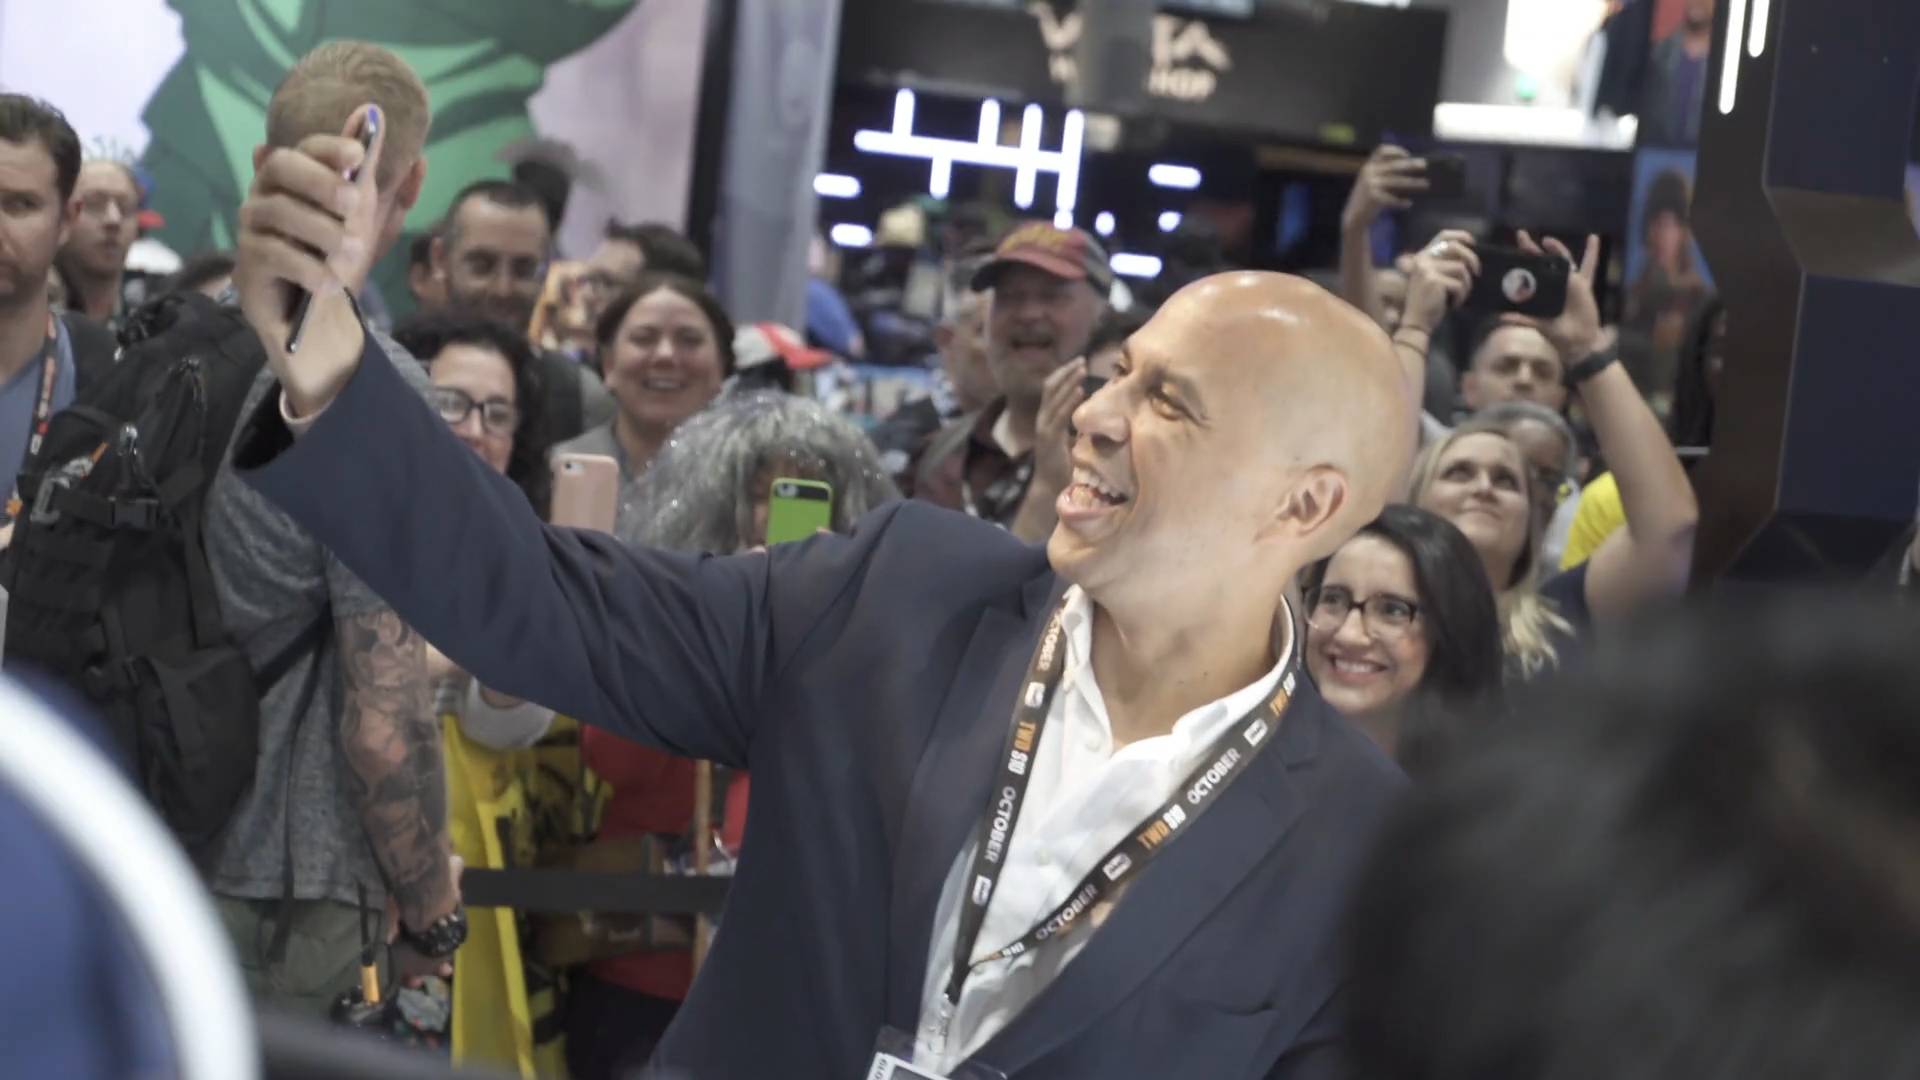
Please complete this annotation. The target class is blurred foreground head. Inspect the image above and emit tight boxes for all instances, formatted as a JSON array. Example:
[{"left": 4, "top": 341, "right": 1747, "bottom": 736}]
[{"left": 1346, "top": 597, "right": 1920, "bottom": 1080}]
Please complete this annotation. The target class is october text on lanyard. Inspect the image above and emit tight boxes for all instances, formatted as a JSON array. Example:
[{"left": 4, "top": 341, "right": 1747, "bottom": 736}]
[
  {"left": 22, "top": 314, "right": 60, "bottom": 464},
  {"left": 927, "top": 593, "right": 1301, "bottom": 1056}
]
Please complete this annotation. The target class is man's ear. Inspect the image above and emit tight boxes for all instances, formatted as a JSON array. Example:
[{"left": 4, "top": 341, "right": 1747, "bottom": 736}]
[
  {"left": 933, "top": 321, "right": 956, "bottom": 353},
  {"left": 396, "top": 157, "right": 427, "bottom": 213},
  {"left": 1260, "top": 466, "right": 1348, "bottom": 548},
  {"left": 431, "top": 231, "right": 449, "bottom": 275}
]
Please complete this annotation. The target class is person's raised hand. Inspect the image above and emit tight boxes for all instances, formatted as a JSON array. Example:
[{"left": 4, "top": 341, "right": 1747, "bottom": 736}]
[
  {"left": 1400, "top": 230, "right": 1481, "bottom": 337},
  {"left": 1516, "top": 230, "right": 1606, "bottom": 364},
  {"left": 233, "top": 103, "right": 385, "bottom": 415},
  {"left": 1342, "top": 145, "right": 1428, "bottom": 233},
  {"left": 1032, "top": 358, "right": 1087, "bottom": 500}
]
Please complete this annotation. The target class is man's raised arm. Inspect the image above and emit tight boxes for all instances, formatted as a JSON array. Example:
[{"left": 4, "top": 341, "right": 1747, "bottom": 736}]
[{"left": 225, "top": 102, "right": 874, "bottom": 766}]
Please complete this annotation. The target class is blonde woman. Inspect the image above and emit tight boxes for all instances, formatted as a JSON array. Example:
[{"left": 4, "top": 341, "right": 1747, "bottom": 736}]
[{"left": 1405, "top": 232, "right": 1698, "bottom": 677}]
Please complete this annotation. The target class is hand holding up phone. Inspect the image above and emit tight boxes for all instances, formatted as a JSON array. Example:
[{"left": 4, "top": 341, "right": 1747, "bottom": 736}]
[
  {"left": 1401, "top": 229, "right": 1482, "bottom": 337},
  {"left": 234, "top": 103, "right": 386, "bottom": 413},
  {"left": 1514, "top": 231, "right": 1606, "bottom": 363},
  {"left": 1343, "top": 146, "right": 1430, "bottom": 232}
]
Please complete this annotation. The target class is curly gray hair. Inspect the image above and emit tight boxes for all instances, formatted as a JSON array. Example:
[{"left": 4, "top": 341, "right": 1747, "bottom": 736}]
[{"left": 619, "top": 391, "right": 901, "bottom": 554}]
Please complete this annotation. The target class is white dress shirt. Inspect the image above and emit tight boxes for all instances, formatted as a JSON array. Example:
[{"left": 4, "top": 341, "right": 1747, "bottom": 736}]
[{"left": 913, "top": 586, "right": 1294, "bottom": 1072}]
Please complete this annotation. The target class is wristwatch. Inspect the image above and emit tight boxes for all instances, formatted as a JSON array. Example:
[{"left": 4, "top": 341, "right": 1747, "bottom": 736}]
[
  {"left": 401, "top": 906, "right": 469, "bottom": 958},
  {"left": 1562, "top": 347, "right": 1619, "bottom": 389}
]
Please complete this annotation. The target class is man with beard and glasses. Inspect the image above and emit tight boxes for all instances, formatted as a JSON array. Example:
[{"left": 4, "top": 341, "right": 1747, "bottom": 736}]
[
  {"left": 911, "top": 223, "right": 1109, "bottom": 541},
  {"left": 0, "top": 96, "right": 116, "bottom": 512},
  {"left": 225, "top": 98, "right": 1422, "bottom": 1070},
  {"left": 429, "top": 178, "right": 613, "bottom": 447}
]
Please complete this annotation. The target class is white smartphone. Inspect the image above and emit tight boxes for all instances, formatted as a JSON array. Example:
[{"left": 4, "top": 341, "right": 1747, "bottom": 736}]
[{"left": 550, "top": 453, "right": 620, "bottom": 534}]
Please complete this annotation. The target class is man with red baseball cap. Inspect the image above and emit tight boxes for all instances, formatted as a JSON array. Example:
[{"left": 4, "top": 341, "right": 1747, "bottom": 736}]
[{"left": 910, "top": 222, "right": 1110, "bottom": 541}]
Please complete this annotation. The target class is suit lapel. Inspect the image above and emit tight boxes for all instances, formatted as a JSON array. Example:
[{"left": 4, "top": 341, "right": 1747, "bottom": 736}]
[
  {"left": 884, "top": 571, "right": 1061, "bottom": 1030},
  {"left": 974, "top": 697, "right": 1325, "bottom": 1074}
]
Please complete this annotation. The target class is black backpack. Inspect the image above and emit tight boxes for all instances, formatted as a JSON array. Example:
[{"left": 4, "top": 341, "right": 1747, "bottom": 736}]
[{"left": 3, "top": 292, "right": 324, "bottom": 859}]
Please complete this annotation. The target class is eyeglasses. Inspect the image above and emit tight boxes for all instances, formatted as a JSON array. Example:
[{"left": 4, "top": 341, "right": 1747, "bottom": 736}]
[
  {"left": 1306, "top": 586, "right": 1421, "bottom": 640},
  {"left": 427, "top": 386, "right": 519, "bottom": 437}
]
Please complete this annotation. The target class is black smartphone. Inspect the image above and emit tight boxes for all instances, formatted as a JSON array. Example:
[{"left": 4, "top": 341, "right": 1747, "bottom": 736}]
[
  {"left": 1465, "top": 244, "right": 1569, "bottom": 318},
  {"left": 1424, "top": 154, "right": 1467, "bottom": 199},
  {"left": 285, "top": 109, "right": 379, "bottom": 352}
]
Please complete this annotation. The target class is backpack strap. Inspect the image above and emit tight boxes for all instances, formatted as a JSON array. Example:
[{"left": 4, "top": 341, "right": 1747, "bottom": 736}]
[
  {"left": 57, "top": 311, "right": 118, "bottom": 397},
  {"left": 33, "top": 487, "right": 161, "bottom": 532},
  {"left": 254, "top": 612, "right": 330, "bottom": 696}
]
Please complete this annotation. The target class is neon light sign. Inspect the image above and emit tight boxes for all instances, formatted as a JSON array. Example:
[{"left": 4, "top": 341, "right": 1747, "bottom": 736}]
[{"left": 851, "top": 89, "right": 1085, "bottom": 215}]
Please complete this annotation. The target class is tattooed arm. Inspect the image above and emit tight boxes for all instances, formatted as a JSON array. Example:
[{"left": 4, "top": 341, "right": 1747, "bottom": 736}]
[{"left": 337, "top": 607, "right": 457, "bottom": 930}]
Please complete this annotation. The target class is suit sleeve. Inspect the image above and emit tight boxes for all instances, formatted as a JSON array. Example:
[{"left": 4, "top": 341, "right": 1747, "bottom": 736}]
[
  {"left": 1261, "top": 992, "right": 1348, "bottom": 1080},
  {"left": 233, "top": 336, "right": 894, "bottom": 768}
]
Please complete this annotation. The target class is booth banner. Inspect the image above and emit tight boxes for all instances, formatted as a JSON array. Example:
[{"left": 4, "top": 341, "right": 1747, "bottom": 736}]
[
  {"left": 0, "top": 0, "right": 706, "bottom": 315},
  {"left": 838, "top": 0, "right": 1446, "bottom": 147}
]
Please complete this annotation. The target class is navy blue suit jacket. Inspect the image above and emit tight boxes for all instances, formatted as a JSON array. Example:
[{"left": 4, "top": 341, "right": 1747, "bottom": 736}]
[{"left": 235, "top": 342, "right": 1406, "bottom": 1079}]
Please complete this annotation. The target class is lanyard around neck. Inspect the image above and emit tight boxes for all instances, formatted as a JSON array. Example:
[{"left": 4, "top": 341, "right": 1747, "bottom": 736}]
[
  {"left": 23, "top": 314, "right": 61, "bottom": 462},
  {"left": 936, "top": 594, "right": 1300, "bottom": 1036}
]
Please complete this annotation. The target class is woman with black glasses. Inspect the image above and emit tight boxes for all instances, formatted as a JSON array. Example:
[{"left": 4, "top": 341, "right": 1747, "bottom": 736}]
[
  {"left": 396, "top": 313, "right": 550, "bottom": 515},
  {"left": 1300, "top": 505, "right": 1504, "bottom": 771}
]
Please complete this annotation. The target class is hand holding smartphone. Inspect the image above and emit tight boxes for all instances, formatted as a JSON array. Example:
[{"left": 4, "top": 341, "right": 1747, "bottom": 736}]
[
  {"left": 284, "top": 109, "right": 380, "bottom": 353},
  {"left": 765, "top": 479, "right": 833, "bottom": 545},
  {"left": 1464, "top": 243, "right": 1570, "bottom": 318}
]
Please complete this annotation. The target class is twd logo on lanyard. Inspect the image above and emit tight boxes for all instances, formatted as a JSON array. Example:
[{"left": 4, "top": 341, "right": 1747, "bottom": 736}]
[{"left": 1029, "top": 3, "right": 1232, "bottom": 104}]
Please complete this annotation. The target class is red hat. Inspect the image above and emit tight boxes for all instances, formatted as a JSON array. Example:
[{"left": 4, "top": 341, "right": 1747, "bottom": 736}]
[
  {"left": 735, "top": 322, "right": 831, "bottom": 373},
  {"left": 971, "top": 222, "right": 1113, "bottom": 293}
]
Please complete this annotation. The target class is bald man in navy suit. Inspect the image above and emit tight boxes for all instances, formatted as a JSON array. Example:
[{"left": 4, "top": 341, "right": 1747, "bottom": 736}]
[{"left": 225, "top": 102, "right": 1421, "bottom": 1079}]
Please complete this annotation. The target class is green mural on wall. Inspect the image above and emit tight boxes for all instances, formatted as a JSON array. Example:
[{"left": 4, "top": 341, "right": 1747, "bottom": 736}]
[{"left": 140, "top": 0, "right": 636, "bottom": 310}]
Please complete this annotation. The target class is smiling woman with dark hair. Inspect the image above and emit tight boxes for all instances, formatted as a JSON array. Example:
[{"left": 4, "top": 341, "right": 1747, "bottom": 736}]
[
  {"left": 549, "top": 272, "right": 736, "bottom": 534},
  {"left": 1301, "top": 504, "right": 1504, "bottom": 770}
]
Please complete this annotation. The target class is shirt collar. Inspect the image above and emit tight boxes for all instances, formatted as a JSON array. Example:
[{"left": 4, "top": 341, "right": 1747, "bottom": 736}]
[{"left": 1056, "top": 586, "right": 1295, "bottom": 748}]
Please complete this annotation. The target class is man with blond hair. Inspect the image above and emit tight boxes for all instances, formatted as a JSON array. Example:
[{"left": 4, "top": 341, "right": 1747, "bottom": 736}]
[{"left": 202, "top": 40, "right": 463, "bottom": 1012}]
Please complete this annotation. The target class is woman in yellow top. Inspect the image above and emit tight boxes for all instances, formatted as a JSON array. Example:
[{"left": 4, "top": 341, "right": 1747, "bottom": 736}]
[{"left": 1561, "top": 471, "right": 1626, "bottom": 570}]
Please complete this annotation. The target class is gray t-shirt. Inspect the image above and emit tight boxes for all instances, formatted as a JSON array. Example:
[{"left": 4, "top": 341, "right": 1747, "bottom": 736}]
[
  {"left": 204, "top": 332, "right": 431, "bottom": 908},
  {"left": 0, "top": 321, "right": 77, "bottom": 502}
]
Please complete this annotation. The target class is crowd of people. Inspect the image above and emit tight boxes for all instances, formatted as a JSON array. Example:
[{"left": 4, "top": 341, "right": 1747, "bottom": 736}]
[{"left": 0, "top": 30, "right": 1916, "bottom": 1080}]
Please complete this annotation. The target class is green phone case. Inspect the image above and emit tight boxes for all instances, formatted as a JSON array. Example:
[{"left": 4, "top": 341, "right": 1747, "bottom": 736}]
[{"left": 765, "top": 478, "right": 834, "bottom": 545}]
